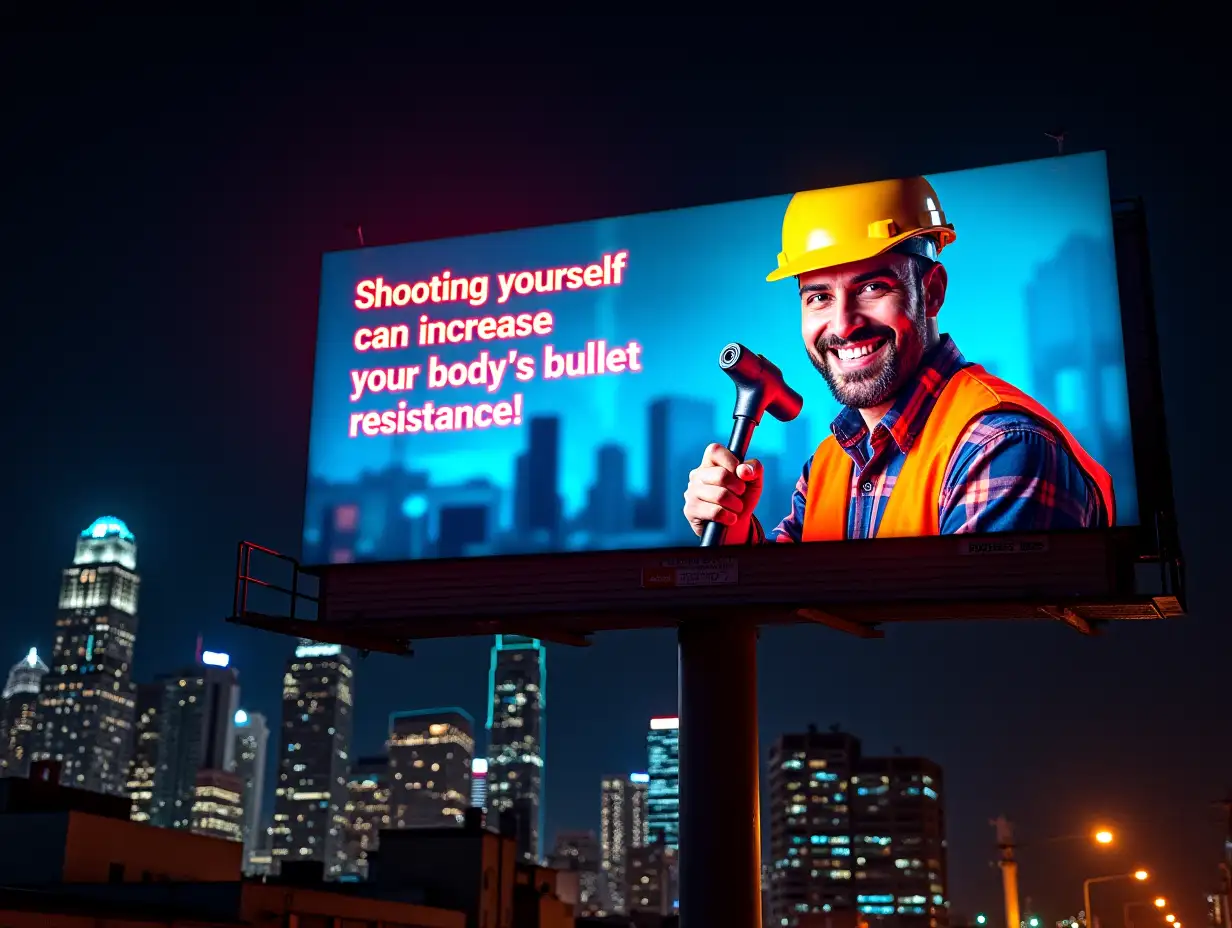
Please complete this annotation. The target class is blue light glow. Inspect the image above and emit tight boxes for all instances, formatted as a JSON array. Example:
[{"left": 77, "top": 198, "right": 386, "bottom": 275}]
[
  {"left": 82, "top": 516, "right": 134, "bottom": 541},
  {"left": 201, "top": 650, "right": 230, "bottom": 668},
  {"left": 235, "top": 709, "right": 249, "bottom": 725},
  {"left": 630, "top": 772, "right": 650, "bottom": 783}
]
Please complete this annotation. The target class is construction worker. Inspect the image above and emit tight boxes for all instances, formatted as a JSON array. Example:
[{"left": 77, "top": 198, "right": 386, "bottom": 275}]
[{"left": 682, "top": 175, "right": 1117, "bottom": 543}]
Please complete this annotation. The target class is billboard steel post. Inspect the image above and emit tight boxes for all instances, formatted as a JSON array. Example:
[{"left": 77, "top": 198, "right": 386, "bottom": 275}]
[{"left": 678, "top": 616, "right": 762, "bottom": 928}]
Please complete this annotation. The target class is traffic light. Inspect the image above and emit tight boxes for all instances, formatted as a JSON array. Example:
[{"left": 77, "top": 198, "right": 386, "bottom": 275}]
[
  {"left": 1029, "top": 918, "right": 1041, "bottom": 928},
  {"left": 977, "top": 916, "right": 987, "bottom": 926}
]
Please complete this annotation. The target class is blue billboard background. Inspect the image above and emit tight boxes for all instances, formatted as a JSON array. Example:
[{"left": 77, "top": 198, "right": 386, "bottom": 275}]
[{"left": 304, "top": 152, "right": 1136, "bottom": 565}]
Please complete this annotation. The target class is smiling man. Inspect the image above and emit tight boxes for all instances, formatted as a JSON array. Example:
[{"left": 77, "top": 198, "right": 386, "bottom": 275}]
[{"left": 682, "top": 175, "right": 1117, "bottom": 543}]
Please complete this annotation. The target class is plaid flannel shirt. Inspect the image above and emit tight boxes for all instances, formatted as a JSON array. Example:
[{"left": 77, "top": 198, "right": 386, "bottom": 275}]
[{"left": 750, "top": 336, "right": 1107, "bottom": 542}]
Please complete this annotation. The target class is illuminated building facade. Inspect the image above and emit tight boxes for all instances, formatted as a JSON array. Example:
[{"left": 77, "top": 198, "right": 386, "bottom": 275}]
[
  {"left": 486, "top": 634, "right": 545, "bottom": 862},
  {"left": 767, "top": 726, "right": 947, "bottom": 928},
  {"left": 151, "top": 653, "right": 240, "bottom": 831},
  {"left": 271, "top": 640, "right": 353, "bottom": 879},
  {"left": 600, "top": 772, "right": 649, "bottom": 914},
  {"left": 191, "top": 766, "right": 245, "bottom": 841},
  {"left": 343, "top": 755, "right": 389, "bottom": 878},
  {"left": 233, "top": 708, "right": 269, "bottom": 862},
  {"left": 1, "top": 648, "right": 48, "bottom": 779},
  {"left": 35, "top": 516, "right": 141, "bottom": 795},
  {"left": 550, "top": 830, "right": 603, "bottom": 915},
  {"left": 646, "top": 717, "right": 679, "bottom": 849},
  {"left": 627, "top": 838, "right": 678, "bottom": 918},
  {"left": 388, "top": 708, "right": 473, "bottom": 829},
  {"left": 126, "top": 682, "right": 163, "bottom": 822},
  {"left": 471, "top": 757, "right": 488, "bottom": 811}
]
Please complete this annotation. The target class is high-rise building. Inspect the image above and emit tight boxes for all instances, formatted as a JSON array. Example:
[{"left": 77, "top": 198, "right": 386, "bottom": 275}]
[
  {"left": 1, "top": 648, "right": 48, "bottom": 779},
  {"left": 271, "top": 640, "right": 353, "bottom": 879},
  {"left": 600, "top": 772, "right": 650, "bottom": 914},
  {"left": 767, "top": 727, "right": 947, "bottom": 928},
  {"left": 344, "top": 755, "right": 390, "bottom": 879},
  {"left": 627, "top": 837, "right": 678, "bottom": 918},
  {"left": 126, "top": 682, "right": 163, "bottom": 822},
  {"left": 35, "top": 516, "right": 141, "bottom": 795},
  {"left": 388, "top": 708, "right": 473, "bottom": 829},
  {"left": 233, "top": 708, "right": 270, "bottom": 862},
  {"left": 471, "top": 757, "right": 488, "bottom": 811},
  {"left": 486, "top": 635, "right": 545, "bottom": 862},
  {"left": 550, "top": 830, "right": 603, "bottom": 915},
  {"left": 191, "top": 767, "right": 245, "bottom": 842},
  {"left": 151, "top": 651, "right": 240, "bottom": 832},
  {"left": 647, "top": 717, "right": 679, "bottom": 849}
]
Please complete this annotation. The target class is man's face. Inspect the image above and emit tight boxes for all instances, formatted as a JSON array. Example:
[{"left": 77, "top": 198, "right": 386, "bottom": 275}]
[{"left": 799, "top": 251, "right": 942, "bottom": 410}]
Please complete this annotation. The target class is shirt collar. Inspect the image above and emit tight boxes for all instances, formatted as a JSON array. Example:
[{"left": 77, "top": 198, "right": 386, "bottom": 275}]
[{"left": 830, "top": 335, "right": 969, "bottom": 454}]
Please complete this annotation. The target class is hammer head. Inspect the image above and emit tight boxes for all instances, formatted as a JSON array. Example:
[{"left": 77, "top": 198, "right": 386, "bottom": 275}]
[{"left": 718, "top": 342, "right": 804, "bottom": 423}]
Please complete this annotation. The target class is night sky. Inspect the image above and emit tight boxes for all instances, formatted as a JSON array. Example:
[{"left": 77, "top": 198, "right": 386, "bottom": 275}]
[{"left": 2, "top": 14, "right": 1224, "bottom": 927}]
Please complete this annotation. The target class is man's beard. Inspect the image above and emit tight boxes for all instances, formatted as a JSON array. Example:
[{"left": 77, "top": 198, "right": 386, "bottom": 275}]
[{"left": 808, "top": 313, "right": 929, "bottom": 410}]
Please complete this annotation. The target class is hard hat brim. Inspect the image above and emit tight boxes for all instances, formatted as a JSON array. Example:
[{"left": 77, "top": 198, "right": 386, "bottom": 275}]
[{"left": 766, "top": 227, "right": 955, "bottom": 283}]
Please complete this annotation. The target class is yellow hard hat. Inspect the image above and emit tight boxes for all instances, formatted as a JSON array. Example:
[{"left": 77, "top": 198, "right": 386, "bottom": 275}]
[{"left": 767, "top": 176, "right": 956, "bottom": 282}]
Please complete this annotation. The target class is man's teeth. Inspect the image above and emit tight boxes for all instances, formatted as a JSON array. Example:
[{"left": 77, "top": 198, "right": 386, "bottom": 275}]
[{"left": 835, "top": 340, "right": 884, "bottom": 361}]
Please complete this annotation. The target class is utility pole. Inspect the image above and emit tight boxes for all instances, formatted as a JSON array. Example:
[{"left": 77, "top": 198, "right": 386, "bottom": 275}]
[{"left": 993, "top": 816, "right": 1022, "bottom": 928}]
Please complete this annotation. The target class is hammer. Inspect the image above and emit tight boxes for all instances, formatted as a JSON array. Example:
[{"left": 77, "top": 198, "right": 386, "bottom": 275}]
[{"left": 700, "top": 342, "right": 804, "bottom": 547}]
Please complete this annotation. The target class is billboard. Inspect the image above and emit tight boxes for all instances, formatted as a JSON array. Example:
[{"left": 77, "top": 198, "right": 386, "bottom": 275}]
[{"left": 304, "top": 152, "right": 1137, "bottom": 567}]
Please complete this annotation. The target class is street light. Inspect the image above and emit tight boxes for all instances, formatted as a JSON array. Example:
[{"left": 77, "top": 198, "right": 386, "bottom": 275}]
[
  {"left": 1084, "top": 870, "right": 1150, "bottom": 928},
  {"left": 1166, "top": 916, "right": 1176, "bottom": 923},
  {"left": 1126, "top": 896, "right": 1169, "bottom": 928},
  {"left": 977, "top": 917, "right": 987, "bottom": 926},
  {"left": 1095, "top": 829, "right": 1115, "bottom": 845}
]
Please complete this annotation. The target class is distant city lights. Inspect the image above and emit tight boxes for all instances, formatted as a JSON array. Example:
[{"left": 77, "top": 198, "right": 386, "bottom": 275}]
[
  {"left": 25, "top": 647, "right": 39, "bottom": 667},
  {"left": 201, "top": 650, "right": 230, "bottom": 668},
  {"left": 630, "top": 772, "right": 650, "bottom": 783},
  {"left": 235, "top": 709, "right": 249, "bottom": 725},
  {"left": 650, "top": 717, "right": 679, "bottom": 730},
  {"left": 472, "top": 758, "right": 488, "bottom": 774}
]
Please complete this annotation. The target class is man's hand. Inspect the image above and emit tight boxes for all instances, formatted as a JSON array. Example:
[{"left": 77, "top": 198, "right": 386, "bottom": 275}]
[{"left": 683, "top": 443, "right": 764, "bottom": 543}]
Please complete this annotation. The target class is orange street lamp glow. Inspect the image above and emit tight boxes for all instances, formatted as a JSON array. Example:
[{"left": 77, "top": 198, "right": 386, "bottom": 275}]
[
  {"left": 1154, "top": 899, "right": 1167, "bottom": 909},
  {"left": 1165, "top": 915, "right": 1176, "bottom": 922},
  {"left": 1094, "top": 829, "right": 1115, "bottom": 845},
  {"left": 1133, "top": 870, "right": 1149, "bottom": 881}
]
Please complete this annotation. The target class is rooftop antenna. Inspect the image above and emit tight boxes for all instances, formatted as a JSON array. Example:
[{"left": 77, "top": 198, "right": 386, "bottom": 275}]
[
  {"left": 1045, "top": 129, "right": 1066, "bottom": 155},
  {"left": 356, "top": 225, "right": 366, "bottom": 247}
]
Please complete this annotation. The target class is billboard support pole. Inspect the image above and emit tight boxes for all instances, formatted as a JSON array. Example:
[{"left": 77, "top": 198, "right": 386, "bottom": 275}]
[{"left": 678, "top": 615, "right": 762, "bottom": 928}]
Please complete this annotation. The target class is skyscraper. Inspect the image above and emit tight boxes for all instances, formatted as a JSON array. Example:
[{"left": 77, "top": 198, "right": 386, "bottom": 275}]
[
  {"left": 1, "top": 648, "right": 48, "bottom": 779},
  {"left": 601, "top": 772, "right": 650, "bottom": 914},
  {"left": 647, "top": 717, "right": 679, "bottom": 849},
  {"left": 550, "top": 830, "right": 603, "bottom": 915},
  {"left": 126, "top": 682, "right": 163, "bottom": 822},
  {"left": 344, "top": 755, "right": 389, "bottom": 879},
  {"left": 233, "top": 708, "right": 270, "bottom": 862},
  {"left": 387, "top": 708, "right": 473, "bottom": 829},
  {"left": 486, "top": 635, "right": 545, "bottom": 862},
  {"left": 470, "top": 757, "right": 488, "bottom": 811},
  {"left": 767, "top": 727, "right": 947, "bottom": 928},
  {"left": 35, "top": 516, "right": 141, "bottom": 795},
  {"left": 271, "top": 640, "right": 353, "bottom": 879},
  {"left": 190, "top": 767, "right": 245, "bottom": 842},
  {"left": 151, "top": 651, "right": 240, "bottom": 832}
]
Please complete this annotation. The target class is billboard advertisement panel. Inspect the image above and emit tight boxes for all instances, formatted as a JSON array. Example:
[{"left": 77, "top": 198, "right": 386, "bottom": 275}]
[{"left": 303, "top": 152, "right": 1136, "bottom": 567}]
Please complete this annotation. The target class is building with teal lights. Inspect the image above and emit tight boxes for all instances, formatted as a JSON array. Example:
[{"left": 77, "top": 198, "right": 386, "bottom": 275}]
[
  {"left": 34, "top": 516, "right": 140, "bottom": 795},
  {"left": 767, "top": 726, "right": 947, "bottom": 928},
  {"left": 485, "top": 635, "right": 545, "bottom": 862},
  {"left": 646, "top": 717, "right": 679, "bottom": 850}
]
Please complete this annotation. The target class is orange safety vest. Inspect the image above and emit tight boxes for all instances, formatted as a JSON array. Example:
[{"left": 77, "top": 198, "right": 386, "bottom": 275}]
[{"left": 800, "top": 364, "right": 1116, "bottom": 540}]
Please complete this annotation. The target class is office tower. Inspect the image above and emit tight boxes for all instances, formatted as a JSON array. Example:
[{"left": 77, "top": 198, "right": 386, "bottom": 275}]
[
  {"left": 647, "top": 717, "right": 679, "bottom": 849},
  {"left": 767, "top": 726, "right": 947, "bottom": 928},
  {"left": 486, "top": 635, "right": 545, "bottom": 862},
  {"left": 550, "top": 830, "right": 603, "bottom": 915},
  {"left": 642, "top": 397, "right": 716, "bottom": 534},
  {"left": 627, "top": 838, "right": 678, "bottom": 918},
  {"left": 271, "top": 640, "right": 354, "bottom": 879},
  {"left": 126, "top": 682, "right": 163, "bottom": 822},
  {"left": 191, "top": 767, "right": 245, "bottom": 841},
  {"left": 1, "top": 647, "right": 48, "bottom": 778},
  {"left": 35, "top": 516, "right": 141, "bottom": 795},
  {"left": 471, "top": 757, "right": 488, "bottom": 811},
  {"left": 344, "top": 755, "right": 390, "bottom": 879},
  {"left": 151, "top": 650, "right": 240, "bottom": 831},
  {"left": 387, "top": 708, "right": 473, "bottom": 829},
  {"left": 233, "top": 708, "right": 270, "bottom": 862},
  {"left": 601, "top": 772, "right": 650, "bottom": 914}
]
